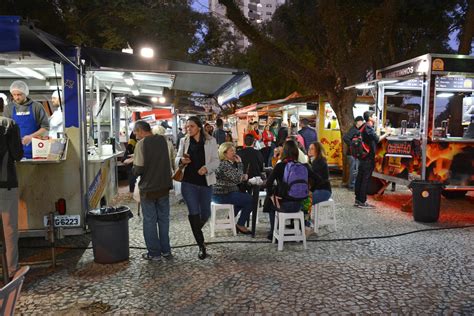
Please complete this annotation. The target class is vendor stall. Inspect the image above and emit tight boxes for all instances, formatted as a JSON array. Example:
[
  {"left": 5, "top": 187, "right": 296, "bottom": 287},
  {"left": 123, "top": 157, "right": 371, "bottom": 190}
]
[
  {"left": 348, "top": 53, "right": 474, "bottom": 200},
  {"left": 0, "top": 16, "right": 252, "bottom": 237}
]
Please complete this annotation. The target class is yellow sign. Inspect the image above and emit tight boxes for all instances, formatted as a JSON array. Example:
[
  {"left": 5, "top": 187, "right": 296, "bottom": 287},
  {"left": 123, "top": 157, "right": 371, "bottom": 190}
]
[
  {"left": 432, "top": 58, "right": 444, "bottom": 71},
  {"left": 88, "top": 162, "right": 110, "bottom": 209}
]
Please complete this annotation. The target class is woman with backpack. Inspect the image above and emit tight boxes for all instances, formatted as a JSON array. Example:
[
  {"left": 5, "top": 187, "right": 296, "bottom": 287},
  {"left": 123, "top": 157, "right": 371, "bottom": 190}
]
[
  {"left": 264, "top": 140, "right": 320, "bottom": 239},
  {"left": 307, "top": 141, "right": 332, "bottom": 204}
]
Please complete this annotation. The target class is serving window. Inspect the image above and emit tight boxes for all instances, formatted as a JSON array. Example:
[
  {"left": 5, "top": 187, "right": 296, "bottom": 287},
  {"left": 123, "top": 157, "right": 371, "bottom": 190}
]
[
  {"left": 433, "top": 76, "right": 473, "bottom": 140},
  {"left": 383, "top": 88, "right": 422, "bottom": 137}
]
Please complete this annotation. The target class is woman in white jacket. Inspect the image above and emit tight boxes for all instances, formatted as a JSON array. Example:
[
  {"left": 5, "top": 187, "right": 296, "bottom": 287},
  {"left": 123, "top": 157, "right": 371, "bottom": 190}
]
[{"left": 176, "top": 116, "right": 219, "bottom": 259}]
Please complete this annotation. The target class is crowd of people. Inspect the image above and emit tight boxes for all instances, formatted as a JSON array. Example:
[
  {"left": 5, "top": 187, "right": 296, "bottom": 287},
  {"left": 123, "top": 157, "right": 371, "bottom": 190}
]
[
  {"left": 129, "top": 115, "right": 339, "bottom": 261},
  {"left": 0, "top": 79, "right": 386, "bottom": 267}
]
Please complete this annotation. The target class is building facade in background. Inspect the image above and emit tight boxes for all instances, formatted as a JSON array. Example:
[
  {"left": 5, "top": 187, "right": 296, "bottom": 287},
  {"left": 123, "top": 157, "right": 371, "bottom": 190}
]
[{"left": 209, "top": 0, "right": 286, "bottom": 50}]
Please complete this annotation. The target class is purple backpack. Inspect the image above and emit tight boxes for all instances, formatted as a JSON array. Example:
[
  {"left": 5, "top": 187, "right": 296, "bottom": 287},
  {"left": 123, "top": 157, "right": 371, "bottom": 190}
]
[{"left": 281, "top": 161, "right": 309, "bottom": 200}]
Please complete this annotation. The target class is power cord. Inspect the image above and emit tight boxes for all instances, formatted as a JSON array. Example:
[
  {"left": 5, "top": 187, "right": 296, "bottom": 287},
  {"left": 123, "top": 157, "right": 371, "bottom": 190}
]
[{"left": 19, "top": 224, "right": 474, "bottom": 250}]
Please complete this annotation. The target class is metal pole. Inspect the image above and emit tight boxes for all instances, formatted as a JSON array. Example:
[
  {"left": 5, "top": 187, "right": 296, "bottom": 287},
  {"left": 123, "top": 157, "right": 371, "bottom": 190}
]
[
  {"left": 48, "top": 213, "right": 56, "bottom": 268},
  {"left": 78, "top": 53, "right": 90, "bottom": 214}
]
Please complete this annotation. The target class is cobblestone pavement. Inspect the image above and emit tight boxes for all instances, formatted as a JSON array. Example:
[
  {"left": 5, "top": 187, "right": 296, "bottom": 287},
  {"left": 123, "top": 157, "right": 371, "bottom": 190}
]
[{"left": 14, "top": 184, "right": 474, "bottom": 315}]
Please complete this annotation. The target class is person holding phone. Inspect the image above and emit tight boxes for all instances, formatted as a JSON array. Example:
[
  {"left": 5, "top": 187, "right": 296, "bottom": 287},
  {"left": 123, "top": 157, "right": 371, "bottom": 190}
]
[
  {"left": 176, "top": 116, "right": 219, "bottom": 259},
  {"left": 213, "top": 142, "right": 253, "bottom": 234}
]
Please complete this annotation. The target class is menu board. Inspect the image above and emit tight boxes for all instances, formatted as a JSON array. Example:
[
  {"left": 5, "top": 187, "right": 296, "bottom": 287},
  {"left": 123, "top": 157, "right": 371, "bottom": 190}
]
[{"left": 435, "top": 77, "right": 473, "bottom": 90}]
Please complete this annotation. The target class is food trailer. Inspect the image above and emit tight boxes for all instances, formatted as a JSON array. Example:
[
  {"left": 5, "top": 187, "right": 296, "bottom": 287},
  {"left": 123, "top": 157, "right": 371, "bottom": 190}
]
[
  {"left": 348, "top": 53, "right": 474, "bottom": 202},
  {"left": 1, "top": 16, "right": 252, "bottom": 237}
]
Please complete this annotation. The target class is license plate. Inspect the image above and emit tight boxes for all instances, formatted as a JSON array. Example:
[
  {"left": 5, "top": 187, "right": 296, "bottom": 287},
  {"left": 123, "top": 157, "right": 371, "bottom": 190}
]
[{"left": 43, "top": 215, "right": 81, "bottom": 227}]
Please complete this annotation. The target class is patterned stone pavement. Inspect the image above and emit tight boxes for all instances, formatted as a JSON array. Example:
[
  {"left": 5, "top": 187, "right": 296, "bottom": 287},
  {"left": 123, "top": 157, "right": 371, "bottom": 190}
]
[{"left": 14, "top": 184, "right": 474, "bottom": 314}]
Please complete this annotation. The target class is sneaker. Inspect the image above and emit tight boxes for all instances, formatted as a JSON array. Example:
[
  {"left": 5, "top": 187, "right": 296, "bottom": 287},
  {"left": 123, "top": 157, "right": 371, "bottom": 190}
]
[
  {"left": 142, "top": 253, "right": 162, "bottom": 261},
  {"left": 354, "top": 200, "right": 362, "bottom": 207},
  {"left": 162, "top": 252, "right": 173, "bottom": 260},
  {"left": 357, "top": 202, "right": 375, "bottom": 209}
]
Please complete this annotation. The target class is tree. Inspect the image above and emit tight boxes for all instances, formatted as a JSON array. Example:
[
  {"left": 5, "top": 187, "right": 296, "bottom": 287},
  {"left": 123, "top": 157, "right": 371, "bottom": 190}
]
[
  {"left": 454, "top": 0, "right": 474, "bottom": 54},
  {"left": 218, "top": 0, "right": 461, "bottom": 182}
]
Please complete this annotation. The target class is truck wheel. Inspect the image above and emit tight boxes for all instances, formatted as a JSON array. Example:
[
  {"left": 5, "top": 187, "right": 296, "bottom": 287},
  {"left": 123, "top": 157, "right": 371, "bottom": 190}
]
[
  {"left": 367, "top": 177, "right": 384, "bottom": 195},
  {"left": 441, "top": 190, "right": 467, "bottom": 199}
]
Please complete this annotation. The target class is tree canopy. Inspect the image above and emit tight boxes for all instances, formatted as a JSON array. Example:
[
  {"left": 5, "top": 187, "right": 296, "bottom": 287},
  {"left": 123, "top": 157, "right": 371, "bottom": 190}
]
[{"left": 0, "top": 0, "right": 230, "bottom": 62}]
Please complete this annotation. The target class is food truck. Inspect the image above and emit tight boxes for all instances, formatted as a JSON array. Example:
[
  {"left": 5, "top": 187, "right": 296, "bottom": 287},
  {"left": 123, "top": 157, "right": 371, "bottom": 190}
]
[
  {"left": 348, "top": 53, "right": 474, "bottom": 202},
  {"left": 0, "top": 16, "right": 252, "bottom": 237}
]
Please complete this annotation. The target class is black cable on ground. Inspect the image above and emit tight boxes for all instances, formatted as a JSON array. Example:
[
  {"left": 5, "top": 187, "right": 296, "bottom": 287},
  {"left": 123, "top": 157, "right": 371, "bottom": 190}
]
[{"left": 18, "top": 224, "right": 474, "bottom": 251}]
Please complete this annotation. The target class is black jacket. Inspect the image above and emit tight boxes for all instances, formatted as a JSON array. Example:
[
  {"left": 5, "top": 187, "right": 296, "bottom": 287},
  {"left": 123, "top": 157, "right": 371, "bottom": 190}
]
[
  {"left": 361, "top": 123, "right": 379, "bottom": 160},
  {"left": 0, "top": 118, "right": 23, "bottom": 189},
  {"left": 237, "top": 147, "right": 264, "bottom": 178},
  {"left": 343, "top": 125, "right": 360, "bottom": 155}
]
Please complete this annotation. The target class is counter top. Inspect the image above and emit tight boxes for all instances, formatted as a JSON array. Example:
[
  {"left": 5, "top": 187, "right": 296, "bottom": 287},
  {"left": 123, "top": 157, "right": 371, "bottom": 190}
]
[
  {"left": 433, "top": 137, "right": 474, "bottom": 143},
  {"left": 387, "top": 136, "right": 419, "bottom": 141},
  {"left": 19, "top": 159, "right": 63, "bottom": 164},
  {"left": 88, "top": 151, "right": 124, "bottom": 163}
]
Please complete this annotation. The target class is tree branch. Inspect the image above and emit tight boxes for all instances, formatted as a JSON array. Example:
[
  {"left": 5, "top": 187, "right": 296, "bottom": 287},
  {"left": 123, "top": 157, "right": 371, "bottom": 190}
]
[{"left": 218, "top": 0, "right": 335, "bottom": 93}]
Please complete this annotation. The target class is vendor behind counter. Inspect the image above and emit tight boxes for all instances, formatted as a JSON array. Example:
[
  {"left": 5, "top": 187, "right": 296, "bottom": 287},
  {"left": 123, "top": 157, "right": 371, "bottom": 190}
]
[{"left": 3, "top": 81, "right": 49, "bottom": 159}]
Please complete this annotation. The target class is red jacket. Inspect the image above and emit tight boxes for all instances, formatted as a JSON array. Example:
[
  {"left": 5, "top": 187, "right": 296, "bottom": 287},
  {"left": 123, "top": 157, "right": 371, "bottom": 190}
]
[{"left": 262, "top": 130, "right": 274, "bottom": 147}]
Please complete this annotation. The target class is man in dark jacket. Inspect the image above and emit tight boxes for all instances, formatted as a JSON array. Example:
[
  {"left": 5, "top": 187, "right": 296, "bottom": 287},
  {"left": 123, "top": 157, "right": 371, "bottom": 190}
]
[
  {"left": 276, "top": 122, "right": 289, "bottom": 146},
  {"left": 343, "top": 116, "right": 364, "bottom": 190},
  {"left": 237, "top": 134, "right": 264, "bottom": 179},
  {"left": 354, "top": 111, "right": 391, "bottom": 209},
  {"left": 0, "top": 116, "right": 23, "bottom": 277},
  {"left": 298, "top": 118, "right": 317, "bottom": 151},
  {"left": 212, "top": 118, "right": 226, "bottom": 145},
  {"left": 133, "top": 120, "right": 173, "bottom": 261}
]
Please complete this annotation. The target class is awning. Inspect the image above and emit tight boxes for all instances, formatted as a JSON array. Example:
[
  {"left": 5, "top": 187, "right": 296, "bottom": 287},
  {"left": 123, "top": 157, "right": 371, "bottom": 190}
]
[{"left": 0, "top": 16, "right": 253, "bottom": 102}]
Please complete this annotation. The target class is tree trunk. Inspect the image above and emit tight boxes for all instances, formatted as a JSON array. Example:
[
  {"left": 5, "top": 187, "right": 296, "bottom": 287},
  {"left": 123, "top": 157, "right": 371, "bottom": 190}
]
[
  {"left": 327, "top": 89, "right": 357, "bottom": 185},
  {"left": 459, "top": 0, "right": 474, "bottom": 55}
]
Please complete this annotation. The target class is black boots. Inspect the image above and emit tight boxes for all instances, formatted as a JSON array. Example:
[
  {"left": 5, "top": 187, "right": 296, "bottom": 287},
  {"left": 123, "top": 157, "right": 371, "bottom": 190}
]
[{"left": 188, "top": 215, "right": 208, "bottom": 260}]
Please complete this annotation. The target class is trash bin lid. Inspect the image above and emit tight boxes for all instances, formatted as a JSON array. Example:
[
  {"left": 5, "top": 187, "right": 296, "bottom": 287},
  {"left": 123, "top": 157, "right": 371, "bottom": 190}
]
[{"left": 87, "top": 205, "right": 133, "bottom": 221}]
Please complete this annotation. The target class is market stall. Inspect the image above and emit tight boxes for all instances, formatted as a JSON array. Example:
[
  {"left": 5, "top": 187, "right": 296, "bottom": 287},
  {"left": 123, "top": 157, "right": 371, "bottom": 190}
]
[
  {"left": 348, "top": 53, "right": 474, "bottom": 200},
  {"left": 0, "top": 16, "right": 253, "bottom": 237}
]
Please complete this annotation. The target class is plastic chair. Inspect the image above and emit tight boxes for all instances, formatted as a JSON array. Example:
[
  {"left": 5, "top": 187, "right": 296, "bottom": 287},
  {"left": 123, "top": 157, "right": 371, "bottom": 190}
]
[
  {"left": 312, "top": 198, "right": 337, "bottom": 234},
  {"left": 210, "top": 203, "right": 236, "bottom": 237},
  {"left": 0, "top": 266, "right": 30, "bottom": 316},
  {"left": 272, "top": 211, "right": 307, "bottom": 251}
]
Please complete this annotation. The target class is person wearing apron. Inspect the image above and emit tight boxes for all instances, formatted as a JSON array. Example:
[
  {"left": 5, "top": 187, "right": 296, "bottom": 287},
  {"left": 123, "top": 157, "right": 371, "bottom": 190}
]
[{"left": 4, "top": 81, "right": 49, "bottom": 159}]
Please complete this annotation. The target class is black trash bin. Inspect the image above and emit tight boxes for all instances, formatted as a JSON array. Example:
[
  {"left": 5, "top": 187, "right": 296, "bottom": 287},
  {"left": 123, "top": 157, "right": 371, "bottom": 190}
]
[
  {"left": 408, "top": 180, "right": 444, "bottom": 222},
  {"left": 87, "top": 206, "right": 133, "bottom": 263}
]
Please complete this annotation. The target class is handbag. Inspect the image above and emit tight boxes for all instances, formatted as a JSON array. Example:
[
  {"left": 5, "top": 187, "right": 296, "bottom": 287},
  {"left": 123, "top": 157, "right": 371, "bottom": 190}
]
[{"left": 172, "top": 164, "right": 186, "bottom": 182}]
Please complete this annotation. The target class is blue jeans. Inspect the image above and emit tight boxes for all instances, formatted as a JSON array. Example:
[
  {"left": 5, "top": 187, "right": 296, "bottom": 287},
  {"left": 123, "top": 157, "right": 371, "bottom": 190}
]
[
  {"left": 347, "top": 155, "right": 359, "bottom": 189},
  {"left": 312, "top": 190, "right": 332, "bottom": 204},
  {"left": 181, "top": 182, "right": 212, "bottom": 220},
  {"left": 140, "top": 195, "right": 171, "bottom": 257},
  {"left": 212, "top": 191, "right": 253, "bottom": 226}
]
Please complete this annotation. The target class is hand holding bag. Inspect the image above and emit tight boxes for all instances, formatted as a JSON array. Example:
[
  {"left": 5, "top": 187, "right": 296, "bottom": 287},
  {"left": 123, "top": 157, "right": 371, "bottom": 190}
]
[{"left": 172, "top": 164, "right": 186, "bottom": 182}]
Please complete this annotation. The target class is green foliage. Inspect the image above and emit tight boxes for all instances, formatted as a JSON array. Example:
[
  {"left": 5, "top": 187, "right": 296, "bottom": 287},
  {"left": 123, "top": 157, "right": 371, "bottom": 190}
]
[{"left": 1, "top": 0, "right": 233, "bottom": 62}]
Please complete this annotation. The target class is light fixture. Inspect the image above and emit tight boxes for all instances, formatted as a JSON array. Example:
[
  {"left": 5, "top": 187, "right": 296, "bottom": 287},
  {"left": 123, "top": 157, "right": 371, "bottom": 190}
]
[
  {"left": 6, "top": 67, "right": 46, "bottom": 80},
  {"left": 123, "top": 73, "right": 135, "bottom": 86},
  {"left": 417, "top": 60, "right": 429, "bottom": 73},
  {"left": 131, "top": 87, "right": 140, "bottom": 96},
  {"left": 151, "top": 97, "right": 158, "bottom": 103},
  {"left": 382, "top": 80, "right": 399, "bottom": 84},
  {"left": 122, "top": 42, "right": 133, "bottom": 54},
  {"left": 140, "top": 47, "right": 154, "bottom": 58},
  {"left": 437, "top": 92, "right": 454, "bottom": 98},
  {"left": 355, "top": 83, "right": 375, "bottom": 89},
  {"left": 158, "top": 96, "right": 166, "bottom": 104}
]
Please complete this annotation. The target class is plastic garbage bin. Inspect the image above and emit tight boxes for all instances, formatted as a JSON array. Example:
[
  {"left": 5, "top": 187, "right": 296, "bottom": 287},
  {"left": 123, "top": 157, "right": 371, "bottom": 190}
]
[
  {"left": 87, "top": 206, "right": 133, "bottom": 263},
  {"left": 408, "top": 180, "right": 444, "bottom": 222}
]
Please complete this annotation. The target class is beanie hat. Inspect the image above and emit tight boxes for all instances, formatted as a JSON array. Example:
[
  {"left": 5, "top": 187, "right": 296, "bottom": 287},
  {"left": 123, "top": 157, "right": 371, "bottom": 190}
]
[
  {"left": 9, "top": 80, "right": 29, "bottom": 96},
  {"left": 52, "top": 90, "right": 63, "bottom": 99}
]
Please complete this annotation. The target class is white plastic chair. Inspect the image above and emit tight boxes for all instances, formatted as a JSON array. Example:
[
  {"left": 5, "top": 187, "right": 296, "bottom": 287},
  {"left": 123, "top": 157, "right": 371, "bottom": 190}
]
[
  {"left": 272, "top": 211, "right": 307, "bottom": 251},
  {"left": 210, "top": 203, "right": 237, "bottom": 237},
  {"left": 312, "top": 198, "right": 337, "bottom": 234},
  {"left": 0, "top": 266, "right": 30, "bottom": 316}
]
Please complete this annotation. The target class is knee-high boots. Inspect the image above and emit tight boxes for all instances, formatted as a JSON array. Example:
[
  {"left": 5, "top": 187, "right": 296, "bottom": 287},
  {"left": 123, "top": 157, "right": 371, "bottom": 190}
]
[{"left": 188, "top": 215, "right": 207, "bottom": 260}]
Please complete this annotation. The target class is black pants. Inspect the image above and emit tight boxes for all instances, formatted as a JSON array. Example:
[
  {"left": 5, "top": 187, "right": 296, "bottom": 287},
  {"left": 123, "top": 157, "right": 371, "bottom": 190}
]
[{"left": 355, "top": 158, "right": 375, "bottom": 204}]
